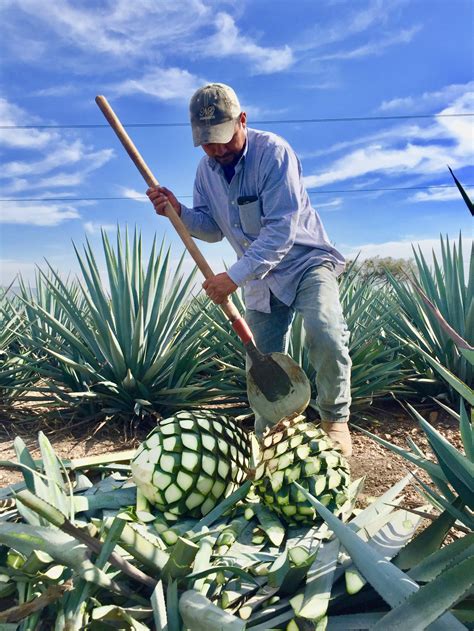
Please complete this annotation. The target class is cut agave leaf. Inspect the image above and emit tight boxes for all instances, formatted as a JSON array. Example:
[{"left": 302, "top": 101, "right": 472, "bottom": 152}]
[
  {"left": 290, "top": 538, "right": 340, "bottom": 620},
  {"left": 294, "top": 483, "right": 465, "bottom": 630},
  {"left": 151, "top": 580, "right": 167, "bottom": 630},
  {"left": 394, "top": 500, "right": 460, "bottom": 570},
  {"left": 372, "top": 554, "right": 474, "bottom": 630},
  {"left": 0, "top": 523, "right": 122, "bottom": 593},
  {"left": 179, "top": 590, "right": 246, "bottom": 631},
  {"left": 344, "top": 508, "right": 422, "bottom": 595}
]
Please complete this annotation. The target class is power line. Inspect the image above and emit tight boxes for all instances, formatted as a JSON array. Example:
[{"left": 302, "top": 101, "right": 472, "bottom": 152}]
[
  {"left": 0, "top": 196, "right": 155, "bottom": 202},
  {"left": 0, "top": 112, "right": 473, "bottom": 130},
  {"left": 310, "top": 183, "right": 473, "bottom": 194},
  {"left": 1, "top": 183, "right": 471, "bottom": 203}
]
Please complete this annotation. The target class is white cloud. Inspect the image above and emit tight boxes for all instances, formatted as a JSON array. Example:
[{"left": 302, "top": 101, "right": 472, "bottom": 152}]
[
  {"left": 34, "top": 173, "right": 88, "bottom": 189},
  {"left": 111, "top": 12, "right": 295, "bottom": 100},
  {"left": 305, "top": 142, "right": 448, "bottom": 188},
  {"left": 120, "top": 187, "right": 148, "bottom": 202},
  {"left": 0, "top": 98, "right": 57, "bottom": 150},
  {"left": 296, "top": 0, "right": 393, "bottom": 50},
  {"left": 0, "top": 98, "right": 114, "bottom": 224},
  {"left": 409, "top": 186, "right": 474, "bottom": 203},
  {"left": 304, "top": 91, "right": 474, "bottom": 189},
  {"left": 1, "top": 173, "right": 87, "bottom": 195},
  {"left": 299, "top": 118, "right": 449, "bottom": 161},
  {"left": 32, "top": 84, "right": 81, "bottom": 97},
  {"left": 0, "top": 202, "right": 80, "bottom": 226},
  {"left": 294, "top": 0, "right": 418, "bottom": 70},
  {"left": 437, "top": 92, "right": 474, "bottom": 154},
  {"left": 315, "top": 198, "right": 343, "bottom": 210},
  {"left": 314, "top": 26, "right": 421, "bottom": 61},
  {"left": 3, "top": 2, "right": 292, "bottom": 76},
  {"left": 84, "top": 221, "right": 117, "bottom": 235},
  {"left": 3, "top": 0, "right": 210, "bottom": 60},
  {"left": 113, "top": 67, "right": 204, "bottom": 101},
  {"left": 2, "top": 141, "right": 112, "bottom": 178},
  {"left": 380, "top": 81, "right": 474, "bottom": 112},
  {"left": 202, "top": 12, "right": 293, "bottom": 74}
]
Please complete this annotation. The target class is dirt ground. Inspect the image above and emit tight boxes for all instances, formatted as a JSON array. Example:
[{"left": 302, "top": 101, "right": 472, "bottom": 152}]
[{"left": 0, "top": 400, "right": 462, "bottom": 511}]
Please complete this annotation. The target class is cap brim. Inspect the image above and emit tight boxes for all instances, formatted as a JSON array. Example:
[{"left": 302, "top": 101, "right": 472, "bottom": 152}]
[{"left": 192, "top": 118, "right": 236, "bottom": 147}]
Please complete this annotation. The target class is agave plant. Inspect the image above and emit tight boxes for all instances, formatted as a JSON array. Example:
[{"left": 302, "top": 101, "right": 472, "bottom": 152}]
[
  {"left": 357, "top": 285, "right": 474, "bottom": 531},
  {"left": 17, "top": 268, "right": 89, "bottom": 357},
  {"left": 0, "top": 286, "right": 36, "bottom": 405},
  {"left": 386, "top": 233, "right": 473, "bottom": 401},
  {"left": 17, "top": 228, "right": 231, "bottom": 423}
]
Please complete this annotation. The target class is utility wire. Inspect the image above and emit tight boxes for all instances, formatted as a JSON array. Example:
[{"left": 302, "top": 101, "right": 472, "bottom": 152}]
[
  {"left": 0, "top": 112, "right": 473, "bottom": 130},
  {"left": 1, "top": 183, "right": 471, "bottom": 203}
]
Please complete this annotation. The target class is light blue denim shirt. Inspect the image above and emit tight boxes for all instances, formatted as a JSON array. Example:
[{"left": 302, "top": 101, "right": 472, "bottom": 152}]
[{"left": 180, "top": 127, "right": 345, "bottom": 313}]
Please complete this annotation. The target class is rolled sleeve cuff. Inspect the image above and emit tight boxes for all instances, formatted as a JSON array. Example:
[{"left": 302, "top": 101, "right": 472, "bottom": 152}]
[
  {"left": 179, "top": 204, "right": 193, "bottom": 229},
  {"left": 227, "top": 258, "right": 255, "bottom": 286}
]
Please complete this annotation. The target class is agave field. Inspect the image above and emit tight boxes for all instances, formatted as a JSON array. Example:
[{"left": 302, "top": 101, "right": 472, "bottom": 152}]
[{"left": 0, "top": 219, "right": 472, "bottom": 629}]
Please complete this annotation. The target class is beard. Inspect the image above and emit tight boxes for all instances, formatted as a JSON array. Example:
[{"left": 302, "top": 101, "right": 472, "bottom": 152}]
[{"left": 215, "top": 153, "right": 238, "bottom": 165}]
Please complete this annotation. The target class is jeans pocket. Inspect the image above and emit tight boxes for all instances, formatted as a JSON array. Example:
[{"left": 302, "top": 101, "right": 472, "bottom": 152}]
[{"left": 238, "top": 198, "right": 262, "bottom": 237}]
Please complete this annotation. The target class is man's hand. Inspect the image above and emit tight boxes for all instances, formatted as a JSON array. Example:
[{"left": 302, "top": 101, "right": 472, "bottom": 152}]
[
  {"left": 146, "top": 186, "right": 181, "bottom": 217},
  {"left": 203, "top": 273, "right": 238, "bottom": 304}
]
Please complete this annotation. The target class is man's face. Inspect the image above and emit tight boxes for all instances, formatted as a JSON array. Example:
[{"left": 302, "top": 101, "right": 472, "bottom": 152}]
[{"left": 201, "top": 112, "right": 247, "bottom": 166}]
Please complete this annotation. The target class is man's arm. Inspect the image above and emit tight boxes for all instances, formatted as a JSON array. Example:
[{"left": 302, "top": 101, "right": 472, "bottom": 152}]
[
  {"left": 147, "top": 183, "right": 223, "bottom": 244},
  {"left": 227, "top": 144, "right": 302, "bottom": 286},
  {"left": 147, "top": 181, "right": 232, "bottom": 304},
  {"left": 180, "top": 203, "right": 223, "bottom": 243}
]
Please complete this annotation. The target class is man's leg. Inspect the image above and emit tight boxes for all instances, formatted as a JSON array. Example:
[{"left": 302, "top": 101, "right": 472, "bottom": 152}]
[
  {"left": 294, "top": 265, "right": 352, "bottom": 456},
  {"left": 245, "top": 295, "right": 293, "bottom": 440}
]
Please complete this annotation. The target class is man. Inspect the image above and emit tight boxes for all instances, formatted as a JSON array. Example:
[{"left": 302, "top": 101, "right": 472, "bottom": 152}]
[{"left": 147, "top": 83, "right": 352, "bottom": 456}]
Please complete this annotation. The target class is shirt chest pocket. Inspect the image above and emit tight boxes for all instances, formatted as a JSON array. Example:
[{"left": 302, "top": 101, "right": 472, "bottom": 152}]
[{"left": 237, "top": 196, "right": 262, "bottom": 238}]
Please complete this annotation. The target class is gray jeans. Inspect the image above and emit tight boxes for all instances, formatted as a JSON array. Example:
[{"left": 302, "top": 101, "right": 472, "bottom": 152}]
[{"left": 245, "top": 264, "right": 352, "bottom": 438}]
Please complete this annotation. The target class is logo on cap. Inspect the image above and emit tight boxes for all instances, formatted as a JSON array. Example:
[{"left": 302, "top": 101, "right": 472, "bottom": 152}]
[{"left": 199, "top": 105, "right": 216, "bottom": 121}]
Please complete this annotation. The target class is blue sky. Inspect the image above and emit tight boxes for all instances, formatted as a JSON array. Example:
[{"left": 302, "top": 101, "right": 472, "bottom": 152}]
[{"left": 1, "top": 0, "right": 473, "bottom": 286}]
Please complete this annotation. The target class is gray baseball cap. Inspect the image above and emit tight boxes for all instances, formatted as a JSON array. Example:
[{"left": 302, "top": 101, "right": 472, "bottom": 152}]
[{"left": 189, "top": 83, "right": 241, "bottom": 147}]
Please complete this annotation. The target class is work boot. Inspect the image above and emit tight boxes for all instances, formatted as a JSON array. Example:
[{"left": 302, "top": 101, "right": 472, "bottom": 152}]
[{"left": 321, "top": 421, "right": 352, "bottom": 457}]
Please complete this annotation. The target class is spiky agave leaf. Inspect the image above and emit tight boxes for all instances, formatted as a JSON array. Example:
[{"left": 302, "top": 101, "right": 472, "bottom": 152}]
[
  {"left": 386, "top": 233, "right": 473, "bottom": 400},
  {"left": 16, "top": 230, "right": 231, "bottom": 422},
  {"left": 448, "top": 166, "right": 474, "bottom": 215},
  {"left": 0, "top": 286, "right": 38, "bottom": 401}
]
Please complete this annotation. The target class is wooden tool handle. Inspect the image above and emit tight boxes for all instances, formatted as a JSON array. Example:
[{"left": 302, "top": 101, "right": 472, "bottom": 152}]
[{"left": 95, "top": 95, "right": 245, "bottom": 328}]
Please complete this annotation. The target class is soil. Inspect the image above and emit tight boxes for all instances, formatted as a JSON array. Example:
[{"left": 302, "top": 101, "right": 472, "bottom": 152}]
[{"left": 0, "top": 399, "right": 462, "bottom": 512}]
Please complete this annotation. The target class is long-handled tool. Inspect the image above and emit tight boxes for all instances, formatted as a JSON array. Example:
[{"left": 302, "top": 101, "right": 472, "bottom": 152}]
[{"left": 95, "top": 96, "right": 311, "bottom": 423}]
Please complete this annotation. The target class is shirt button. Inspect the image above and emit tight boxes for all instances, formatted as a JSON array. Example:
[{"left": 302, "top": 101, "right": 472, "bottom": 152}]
[
  {"left": 231, "top": 201, "right": 236, "bottom": 205},
  {"left": 234, "top": 223, "right": 239, "bottom": 227},
  {"left": 243, "top": 240, "right": 249, "bottom": 246}
]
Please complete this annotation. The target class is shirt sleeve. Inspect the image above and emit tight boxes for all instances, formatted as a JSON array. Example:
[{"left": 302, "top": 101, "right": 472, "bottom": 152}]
[
  {"left": 180, "top": 168, "right": 224, "bottom": 243},
  {"left": 227, "top": 143, "right": 302, "bottom": 286}
]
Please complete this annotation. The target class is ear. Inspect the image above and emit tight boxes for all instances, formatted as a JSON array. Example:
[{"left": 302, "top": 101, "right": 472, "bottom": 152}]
[{"left": 240, "top": 111, "right": 247, "bottom": 127}]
